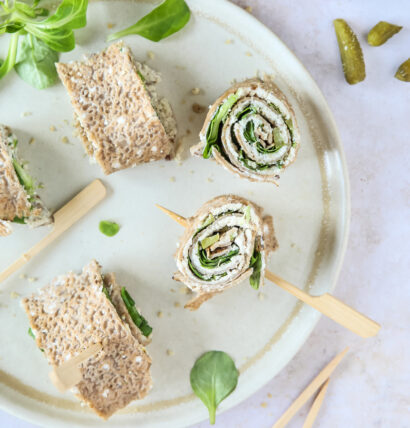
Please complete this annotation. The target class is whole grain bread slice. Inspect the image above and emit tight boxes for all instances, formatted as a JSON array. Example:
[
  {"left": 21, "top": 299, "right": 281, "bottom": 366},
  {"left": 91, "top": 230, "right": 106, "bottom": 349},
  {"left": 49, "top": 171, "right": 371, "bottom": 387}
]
[
  {"left": 22, "top": 260, "right": 152, "bottom": 419},
  {"left": 56, "top": 42, "right": 175, "bottom": 175},
  {"left": 0, "top": 125, "right": 31, "bottom": 222}
]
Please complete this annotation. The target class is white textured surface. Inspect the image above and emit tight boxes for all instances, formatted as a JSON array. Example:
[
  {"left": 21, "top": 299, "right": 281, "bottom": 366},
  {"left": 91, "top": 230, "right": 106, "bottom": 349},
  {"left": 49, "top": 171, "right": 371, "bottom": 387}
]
[{"left": 1, "top": 0, "right": 409, "bottom": 427}]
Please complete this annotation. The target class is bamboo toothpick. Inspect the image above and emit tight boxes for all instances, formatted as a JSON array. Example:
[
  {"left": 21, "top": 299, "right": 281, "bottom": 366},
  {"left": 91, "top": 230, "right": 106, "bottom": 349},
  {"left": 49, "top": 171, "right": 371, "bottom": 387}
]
[
  {"left": 272, "top": 348, "right": 348, "bottom": 428},
  {"left": 0, "top": 180, "right": 107, "bottom": 284},
  {"left": 302, "top": 378, "right": 330, "bottom": 428},
  {"left": 156, "top": 204, "right": 381, "bottom": 338},
  {"left": 49, "top": 343, "right": 103, "bottom": 392}
]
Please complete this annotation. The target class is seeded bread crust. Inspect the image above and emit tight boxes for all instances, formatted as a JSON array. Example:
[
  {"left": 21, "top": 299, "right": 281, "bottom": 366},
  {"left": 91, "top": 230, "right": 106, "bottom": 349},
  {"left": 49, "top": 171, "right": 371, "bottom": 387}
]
[
  {"left": 56, "top": 42, "right": 175, "bottom": 175},
  {"left": 0, "top": 125, "right": 31, "bottom": 222},
  {"left": 22, "top": 260, "right": 152, "bottom": 419}
]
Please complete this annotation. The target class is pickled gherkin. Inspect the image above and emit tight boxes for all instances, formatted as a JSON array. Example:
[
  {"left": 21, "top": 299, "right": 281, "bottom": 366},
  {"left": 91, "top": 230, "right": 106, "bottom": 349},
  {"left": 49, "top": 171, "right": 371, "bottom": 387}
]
[
  {"left": 333, "top": 19, "right": 366, "bottom": 85},
  {"left": 368, "top": 21, "right": 402, "bottom": 46},
  {"left": 395, "top": 59, "right": 410, "bottom": 82}
]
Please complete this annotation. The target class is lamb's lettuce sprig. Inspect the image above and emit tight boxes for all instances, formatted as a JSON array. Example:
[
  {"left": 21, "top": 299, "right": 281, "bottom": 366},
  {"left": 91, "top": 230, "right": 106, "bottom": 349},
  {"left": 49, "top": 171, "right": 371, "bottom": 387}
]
[{"left": 0, "top": 0, "right": 88, "bottom": 88}]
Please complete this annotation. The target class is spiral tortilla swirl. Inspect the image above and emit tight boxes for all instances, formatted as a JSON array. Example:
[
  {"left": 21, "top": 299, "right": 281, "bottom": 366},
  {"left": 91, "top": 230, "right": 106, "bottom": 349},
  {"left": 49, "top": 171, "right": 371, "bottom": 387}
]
[
  {"left": 191, "top": 78, "right": 300, "bottom": 184},
  {"left": 173, "top": 195, "right": 278, "bottom": 310}
]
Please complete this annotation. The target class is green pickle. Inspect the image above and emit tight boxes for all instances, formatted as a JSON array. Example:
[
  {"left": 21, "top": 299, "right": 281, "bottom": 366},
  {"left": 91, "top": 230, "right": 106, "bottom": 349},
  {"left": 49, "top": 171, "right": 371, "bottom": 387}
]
[
  {"left": 368, "top": 21, "right": 402, "bottom": 46},
  {"left": 395, "top": 59, "right": 410, "bottom": 82},
  {"left": 333, "top": 19, "right": 366, "bottom": 85}
]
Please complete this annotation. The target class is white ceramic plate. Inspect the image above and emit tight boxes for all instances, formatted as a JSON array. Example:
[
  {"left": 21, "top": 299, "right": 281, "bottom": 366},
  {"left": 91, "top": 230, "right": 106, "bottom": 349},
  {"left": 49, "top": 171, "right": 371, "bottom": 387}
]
[{"left": 0, "top": 0, "right": 350, "bottom": 426}]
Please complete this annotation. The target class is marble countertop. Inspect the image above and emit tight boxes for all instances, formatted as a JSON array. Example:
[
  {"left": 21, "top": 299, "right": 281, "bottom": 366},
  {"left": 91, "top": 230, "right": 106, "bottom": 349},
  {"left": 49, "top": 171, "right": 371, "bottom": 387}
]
[{"left": 1, "top": 0, "right": 409, "bottom": 427}]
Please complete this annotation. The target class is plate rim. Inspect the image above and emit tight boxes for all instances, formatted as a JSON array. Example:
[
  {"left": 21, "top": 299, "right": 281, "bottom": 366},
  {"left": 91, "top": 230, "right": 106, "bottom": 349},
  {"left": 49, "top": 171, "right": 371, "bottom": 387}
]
[{"left": 0, "top": 0, "right": 351, "bottom": 426}]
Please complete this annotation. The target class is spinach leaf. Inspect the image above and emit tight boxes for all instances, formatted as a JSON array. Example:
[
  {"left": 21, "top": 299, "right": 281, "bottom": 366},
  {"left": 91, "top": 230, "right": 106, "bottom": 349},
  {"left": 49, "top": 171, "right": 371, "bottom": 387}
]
[
  {"left": 12, "top": 158, "right": 36, "bottom": 195},
  {"left": 204, "top": 92, "right": 239, "bottom": 158},
  {"left": 238, "top": 149, "right": 272, "bottom": 171},
  {"left": 190, "top": 351, "right": 239, "bottom": 425},
  {"left": 99, "top": 220, "right": 120, "bottom": 237},
  {"left": 120, "top": 287, "right": 152, "bottom": 337},
  {"left": 188, "top": 257, "right": 227, "bottom": 282},
  {"left": 236, "top": 104, "right": 258, "bottom": 120},
  {"left": 243, "top": 120, "right": 257, "bottom": 143},
  {"left": 12, "top": 216, "right": 26, "bottom": 224},
  {"left": 108, "top": 0, "right": 190, "bottom": 42},
  {"left": 198, "top": 247, "right": 239, "bottom": 269},
  {"left": 14, "top": 34, "right": 59, "bottom": 89},
  {"left": 249, "top": 249, "right": 262, "bottom": 289}
]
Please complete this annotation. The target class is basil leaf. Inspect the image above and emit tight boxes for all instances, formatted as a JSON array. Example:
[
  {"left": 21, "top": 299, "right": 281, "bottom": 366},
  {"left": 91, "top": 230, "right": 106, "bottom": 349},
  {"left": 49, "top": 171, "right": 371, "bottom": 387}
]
[
  {"left": 0, "top": 33, "right": 19, "bottom": 80},
  {"left": 190, "top": 351, "right": 239, "bottom": 425},
  {"left": 249, "top": 250, "right": 262, "bottom": 290},
  {"left": 243, "top": 120, "right": 257, "bottom": 143},
  {"left": 204, "top": 92, "right": 240, "bottom": 158},
  {"left": 14, "top": 34, "right": 59, "bottom": 89},
  {"left": 120, "top": 287, "right": 152, "bottom": 337},
  {"left": 108, "top": 0, "right": 190, "bottom": 42}
]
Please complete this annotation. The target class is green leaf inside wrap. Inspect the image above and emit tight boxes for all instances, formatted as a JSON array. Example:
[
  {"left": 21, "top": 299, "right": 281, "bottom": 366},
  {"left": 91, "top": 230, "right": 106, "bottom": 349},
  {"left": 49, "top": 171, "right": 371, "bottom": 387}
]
[
  {"left": 249, "top": 249, "right": 262, "bottom": 289},
  {"left": 120, "top": 287, "right": 152, "bottom": 337}
]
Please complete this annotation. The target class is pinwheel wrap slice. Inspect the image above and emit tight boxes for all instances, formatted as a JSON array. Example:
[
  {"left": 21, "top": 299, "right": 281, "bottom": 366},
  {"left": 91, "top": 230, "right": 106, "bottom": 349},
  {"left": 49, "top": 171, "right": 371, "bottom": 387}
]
[
  {"left": 173, "top": 195, "right": 278, "bottom": 310},
  {"left": 191, "top": 78, "right": 300, "bottom": 184}
]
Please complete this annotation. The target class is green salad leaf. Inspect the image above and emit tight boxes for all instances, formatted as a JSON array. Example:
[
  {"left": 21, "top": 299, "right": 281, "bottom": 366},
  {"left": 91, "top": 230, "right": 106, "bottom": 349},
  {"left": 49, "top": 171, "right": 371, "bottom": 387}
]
[
  {"left": 28, "top": 327, "right": 35, "bottom": 339},
  {"left": 204, "top": 92, "right": 240, "bottom": 158},
  {"left": 249, "top": 249, "right": 262, "bottom": 289},
  {"left": 121, "top": 287, "right": 152, "bottom": 337},
  {"left": 12, "top": 216, "right": 26, "bottom": 224},
  {"left": 243, "top": 120, "right": 258, "bottom": 143},
  {"left": 99, "top": 220, "right": 120, "bottom": 237},
  {"left": 190, "top": 351, "right": 239, "bottom": 425},
  {"left": 198, "top": 247, "right": 239, "bottom": 269},
  {"left": 188, "top": 257, "right": 227, "bottom": 282},
  {"left": 12, "top": 158, "right": 36, "bottom": 195},
  {"left": 0, "top": 0, "right": 88, "bottom": 87},
  {"left": 236, "top": 104, "right": 258, "bottom": 120},
  {"left": 108, "top": 0, "right": 190, "bottom": 42},
  {"left": 14, "top": 34, "right": 59, "bottom": 89},
  {"left": 102, "top": 285, "right": 112, "bottom": 303}
]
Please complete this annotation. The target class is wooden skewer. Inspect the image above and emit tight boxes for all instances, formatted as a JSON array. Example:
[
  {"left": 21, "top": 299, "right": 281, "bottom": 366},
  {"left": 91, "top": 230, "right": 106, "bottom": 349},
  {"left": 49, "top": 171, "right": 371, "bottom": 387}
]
[
  {"left": 302, "top": 378, "right": 330, "bottom": 428},
  {"left": 49, "top": 343, "right": 102, "bottom": 392},
  {"left": 156, "top": 204, "right": 381, "bottom": 338},
  {"left": 0, "top": 180, "right": 107, "bottom": 284},
  {"left": 272, "top": 348, "right": 348, "bottom": 428}
]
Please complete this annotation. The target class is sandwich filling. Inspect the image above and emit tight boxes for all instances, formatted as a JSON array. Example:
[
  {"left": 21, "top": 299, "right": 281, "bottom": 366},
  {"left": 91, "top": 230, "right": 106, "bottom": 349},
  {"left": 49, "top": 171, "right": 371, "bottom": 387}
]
[{"left": 0, "top": 125, "right": 51, "bottom": 234}]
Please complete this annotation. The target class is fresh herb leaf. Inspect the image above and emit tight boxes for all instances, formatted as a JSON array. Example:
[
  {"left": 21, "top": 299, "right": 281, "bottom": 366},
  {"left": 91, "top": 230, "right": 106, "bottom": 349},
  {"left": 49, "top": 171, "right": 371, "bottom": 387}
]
[
  {"left": 12, "top": 158, "right": 36, "bottom": 195},
  {"left": 14, "top": 34, "right": 59, "bottom": 89},
  {"left": 243, "top": 120, "right": 258, "bottom": 143},
  {"left": 249, "top": 249, "right": 262, "bottom": 289},
  {"left": 12, "top": 216, "right": 26, "bottom": 224},
  {"left": 120, "top": 287, "right": 152, "bottom": 337},
  {"left": 190, "top": 351, "right": 239, "bottom": 425},
  {"left": 188, "top": 257, "right": 227, "bottom": 282},
  {"left": 0, "top": 0, "right": 88, "bottom": 87},
  {"left": 200, "top": 233, "right": 220, "bottom": 250},
  {"left": 198, "top": 247, "right": 239, "bottom": 269},
  {"left": 204, "top": 92, "right": 239, "bottom": 158},
  {"left": 28, "top": 327, "right": 35, "bottom": 339},
  {"left": 108, "top": 0, "right": 190, "bottom": 42},
  {"left": 99, "top": 220, "right": 120, "bottom": 237},
  {"left": 0, "top": 33, "right": 19, "bottom": 80},
  {"left": 236, "top": 104, "right": 258, "bottom": 120}
]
